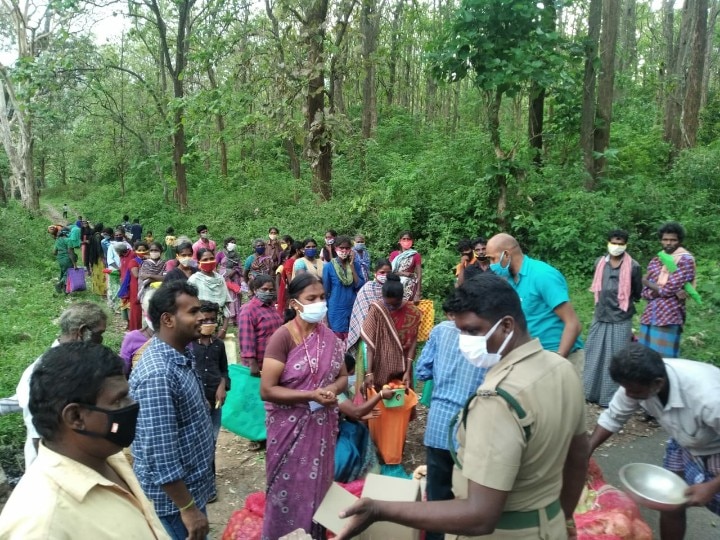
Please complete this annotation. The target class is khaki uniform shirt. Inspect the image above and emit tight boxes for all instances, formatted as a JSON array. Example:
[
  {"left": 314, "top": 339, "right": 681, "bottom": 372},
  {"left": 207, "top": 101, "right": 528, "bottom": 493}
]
[
  {"left": 0, "top": 444, "right": 170, "bottom": 539},
  {"left": 449, "top": 339, "right": 586, "bottom": 539}
]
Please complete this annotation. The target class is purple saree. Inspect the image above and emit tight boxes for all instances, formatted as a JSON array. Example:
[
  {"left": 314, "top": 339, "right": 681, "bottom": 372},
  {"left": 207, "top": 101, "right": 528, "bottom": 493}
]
[{"left": 262, "top": 323, "right": 344, "bottom": 540}]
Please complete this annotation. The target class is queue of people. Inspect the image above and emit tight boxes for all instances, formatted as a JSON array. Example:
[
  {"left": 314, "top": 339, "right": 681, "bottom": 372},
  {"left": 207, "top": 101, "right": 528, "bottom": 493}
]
[{"left": 6, "top": 217, "right": 713, "bottom": 540}]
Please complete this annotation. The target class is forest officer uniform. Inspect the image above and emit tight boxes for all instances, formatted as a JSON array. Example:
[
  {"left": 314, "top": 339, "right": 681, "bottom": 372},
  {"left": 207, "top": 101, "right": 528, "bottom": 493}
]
[{"left": 449, "top": 339, "right": 585, "bottom": 539}]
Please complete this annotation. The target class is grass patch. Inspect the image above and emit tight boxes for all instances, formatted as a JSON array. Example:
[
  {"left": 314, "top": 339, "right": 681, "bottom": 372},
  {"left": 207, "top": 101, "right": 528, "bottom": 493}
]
[{"left": 0, "top": 203, "right": 126, "bottom": 473}]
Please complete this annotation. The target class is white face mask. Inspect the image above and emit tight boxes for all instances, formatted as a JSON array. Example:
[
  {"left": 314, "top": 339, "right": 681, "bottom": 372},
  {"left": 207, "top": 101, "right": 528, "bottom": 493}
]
[
  {"left": 607, "top": 243, "right": 626, "bottom": 257},
  {"left": 227, "top": 242, "right": 236, "bottom": 252},
  {"left": 296, "top": 300, "right": 328, "bottom": 324},
  {"left": 376, "top": 274, "right": 387, "bottom": 284},
  {"left": 458, "top": 319, "right": 514, "bottom": 369}
]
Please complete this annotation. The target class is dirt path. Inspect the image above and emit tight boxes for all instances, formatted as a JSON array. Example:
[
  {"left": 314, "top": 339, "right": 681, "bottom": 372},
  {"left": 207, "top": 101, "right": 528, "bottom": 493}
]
[{"left": 42, "top": 201, "right": 71, "bottom": 225}]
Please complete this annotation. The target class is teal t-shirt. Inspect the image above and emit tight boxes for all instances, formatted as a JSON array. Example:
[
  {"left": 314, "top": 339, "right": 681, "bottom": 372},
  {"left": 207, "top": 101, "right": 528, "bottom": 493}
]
[
  {"left": 507, "top": 256, "right": 584, "bottom": 353},
  {"left": 244, "top": 254, "right": 255, "bottom": 271},
  {"left": 68, "top": 225, "right": 81, "bottom": 248}
]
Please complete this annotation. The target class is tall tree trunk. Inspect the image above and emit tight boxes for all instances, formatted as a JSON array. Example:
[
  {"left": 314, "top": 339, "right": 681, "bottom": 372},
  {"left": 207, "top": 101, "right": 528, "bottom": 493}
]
[
  {"left": 284, "top": 138, "right": 301, "bottom": 179},
  {"left": 387, "top": 0, "right": 405, "bottom": 107},
  {"left": 140, "top": 0, "right": 193, "bottom": 210},
  {"left": 328, "top": 0, "right": 356, "bottom": 116},
  {"left": 0, "top": 1, "right": 46, "bottom": 212},
  {"left": 207, "top": 65, "right": 228, "bottom": 177},
  {"left": 619, "top": 0, "right": 638, "bottom": 78},
  {"left": 265, "top": 0, "right": 299, "bottom": 179},
  {"left": 485, "top": 90, "right": 510, "bottom": 230},
  {"left": 172, "top": 98, "right": 189, "bottom": 209},
  {"left": 528, "top": 85, "right": 545, "bottom": 165},
  {"left": 581, "top": 0, "right": 602, "bottom": 187},
  {"left": 701, "top": 0, "right": 719, "bottom": 108},
  {"left": 681, "top": 0, "right": 708, "bottom": 148},
  {"left": 361, "top": 0, "right": 379, "bottom": 138},
  {"left": 664, "top": 0, "right": 692, "bottom": 149},
  {"left": 37, "top": 153, "right": 45, "bottom": 188},
  {"left": 528, "top": 0, "right": 556, "bottom": 166},
  {"left": 593, "top": 0, "right": 621, "bottom": 179},
  {"left": 451, "top": 84, "right": 460, "bottom": 132},
  {"left": 0, "top": 170, "right": 6, "bottom": 206},
  {"left": 0, "top": 72, "right": 37, "bottom": 211},
  {"left": 305, "top": 0, "right": 332, "bottom": 200}
]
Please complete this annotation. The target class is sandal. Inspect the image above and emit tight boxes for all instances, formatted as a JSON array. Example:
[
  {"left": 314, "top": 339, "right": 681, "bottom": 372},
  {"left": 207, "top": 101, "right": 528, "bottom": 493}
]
[{"left": 248, "top": 441, "right": 266, "bottom": 451}]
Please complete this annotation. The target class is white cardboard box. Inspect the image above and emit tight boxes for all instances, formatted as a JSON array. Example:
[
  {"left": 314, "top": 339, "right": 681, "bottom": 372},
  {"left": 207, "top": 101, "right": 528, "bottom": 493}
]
[{"left": 313, "top": 473, "right": 421, "bottom": 540}]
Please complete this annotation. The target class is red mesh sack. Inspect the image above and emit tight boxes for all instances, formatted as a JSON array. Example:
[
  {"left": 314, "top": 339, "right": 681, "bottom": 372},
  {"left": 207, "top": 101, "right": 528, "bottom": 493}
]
[
  {"left": 587, "top": 458, "right": 606, "bottom": 490},
  {"left": 631, "top": 518, "right": 652, "bottom": 540},
  {"left": 596, "top": 485, "right": 640, "bottom": 520},
  {"left": 338, "top": 479, "right": 365, "bottom": 498},
  {"left": 221, "top": 508, "right": 262, "bottom": 540},
  {"left": 245, "top": 491, "right": 266, "bottom": 517}
]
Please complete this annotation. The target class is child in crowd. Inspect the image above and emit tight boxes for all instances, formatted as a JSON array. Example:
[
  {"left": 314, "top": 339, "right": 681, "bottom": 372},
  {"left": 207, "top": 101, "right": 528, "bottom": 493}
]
[
  {"left": 163, "top": 227, "right": 177, "bottom": 261},
  {"left": 334, "top": 354, "right": 393, "bottom": 482},
  {"left": 191, "top": 301, "right": 230, "bottom": 503}
]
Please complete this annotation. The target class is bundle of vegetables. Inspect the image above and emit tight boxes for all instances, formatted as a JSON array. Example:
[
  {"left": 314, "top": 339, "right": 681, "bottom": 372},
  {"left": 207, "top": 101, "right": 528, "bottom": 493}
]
[{"left": 574, "top": 459, "right": 652, "bottom": 540}]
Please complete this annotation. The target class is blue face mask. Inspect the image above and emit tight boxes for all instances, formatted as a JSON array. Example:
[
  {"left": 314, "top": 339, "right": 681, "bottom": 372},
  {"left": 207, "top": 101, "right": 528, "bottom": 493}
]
[
  {"left": 255, "top": 246, "right": 266, "bottom": 255},
  {"left": 490, "top": 252, "right": 511, "bottom": 278},
  {"left": 304, "top": 247, "right": 317, "bottom": 258},
  {"left": 354, "top": 243, "right": 365, "bottom": 251}
]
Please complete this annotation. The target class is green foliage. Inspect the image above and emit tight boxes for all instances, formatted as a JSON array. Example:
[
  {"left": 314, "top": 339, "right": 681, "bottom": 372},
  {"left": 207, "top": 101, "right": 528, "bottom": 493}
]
[
  {"left": 0, "top": 203, "right": 127, "bottom": 467},
  {"left": 0, "top": 204, "right": 71, "bottom": 461},
  {"left": 431, "top": 0, "right": 567, "bottom": 96},
  {"left": 698, "top": 91, "right": 720, "bottom": 145}
]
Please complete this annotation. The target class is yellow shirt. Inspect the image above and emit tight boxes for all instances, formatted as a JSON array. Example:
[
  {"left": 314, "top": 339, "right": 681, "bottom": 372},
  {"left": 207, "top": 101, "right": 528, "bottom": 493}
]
[
  {"left": 0, "top": 444, "right": 170, "bottom": 540},
  {"left": 451, "top": 339, "right": 586, "bottom": 539}
]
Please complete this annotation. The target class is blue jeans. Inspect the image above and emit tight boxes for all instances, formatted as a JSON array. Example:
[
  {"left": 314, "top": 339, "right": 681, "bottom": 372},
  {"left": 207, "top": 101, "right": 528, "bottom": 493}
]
[
  {"left": 425, "top": 446, "right": 455, "bottom": 540},
  {"left": 160, "top": 506, "right": 208, "bottom": 540}
]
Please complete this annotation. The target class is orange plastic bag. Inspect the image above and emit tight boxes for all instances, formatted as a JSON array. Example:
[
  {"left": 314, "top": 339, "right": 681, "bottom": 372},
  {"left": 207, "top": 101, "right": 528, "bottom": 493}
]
[
  {"left": 367, "top": 388, "right": 418, "bottom": 464},
  {"left": 416, "top": 300, "right": 435, "bottom": 342}
]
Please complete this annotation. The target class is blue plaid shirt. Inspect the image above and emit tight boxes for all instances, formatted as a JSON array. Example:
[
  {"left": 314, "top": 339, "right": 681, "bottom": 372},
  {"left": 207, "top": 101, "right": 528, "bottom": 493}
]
[
  {"left": 129, "top": 336, "right": 214, "bottom": 517},
  {"left": 416, "top": 321, "right": 488, "bottom": 450}
]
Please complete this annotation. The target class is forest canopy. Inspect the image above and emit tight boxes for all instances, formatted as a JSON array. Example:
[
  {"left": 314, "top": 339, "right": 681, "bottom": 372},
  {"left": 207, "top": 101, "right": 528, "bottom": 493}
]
[{"left": 0, "top": 0, "right": 719, "bottom": 280}]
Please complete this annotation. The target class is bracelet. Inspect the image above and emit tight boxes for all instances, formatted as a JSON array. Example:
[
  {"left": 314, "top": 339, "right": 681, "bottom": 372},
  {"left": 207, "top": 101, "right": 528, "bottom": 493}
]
[
  {"left": 565, "top": 518, "right": 576, "bottom": 528},
  {"left": 179, "top": 498, "right": 195, "bottom": 512}
]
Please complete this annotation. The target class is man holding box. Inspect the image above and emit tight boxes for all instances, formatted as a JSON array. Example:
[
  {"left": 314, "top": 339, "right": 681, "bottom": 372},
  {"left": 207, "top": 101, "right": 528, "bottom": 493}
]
[
  {"left": 335, "top": 274, "right": 589, "bottom": 540},
  {"left": 639, "top": 221, "right": 696, "bottom": 357}
]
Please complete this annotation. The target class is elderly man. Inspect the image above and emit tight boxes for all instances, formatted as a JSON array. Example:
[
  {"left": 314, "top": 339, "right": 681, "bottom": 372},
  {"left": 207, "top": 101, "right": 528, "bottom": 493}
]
[
  {"left": 130, "top": 280, "right": 214, "bottom": 540},
  {"left": 0, "top": 342, "right": 169, "bottom": 539},
  {"left": 589, "top": 343, "right": 720, "bottom": 539},
  {"left": 485, "top": 233, "right": 584, "bottom": 375},
  {"left": 16, "top": 301, "right": 108, "bottom": 468},
  {"left": 336, "top": 274, "right": 588, "bottom": 540}
]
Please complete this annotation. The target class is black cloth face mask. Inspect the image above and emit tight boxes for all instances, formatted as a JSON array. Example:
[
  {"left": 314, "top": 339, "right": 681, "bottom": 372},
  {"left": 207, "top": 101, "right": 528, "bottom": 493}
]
[{"left": 73, "top": 402, "right": 140, "bottom": 448}]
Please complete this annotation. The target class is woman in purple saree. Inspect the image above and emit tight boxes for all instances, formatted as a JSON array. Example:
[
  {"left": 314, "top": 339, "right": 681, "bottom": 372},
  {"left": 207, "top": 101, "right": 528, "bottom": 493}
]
[{"left": 261, "top": 274, "right": 348, "bottom": 539}]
